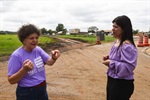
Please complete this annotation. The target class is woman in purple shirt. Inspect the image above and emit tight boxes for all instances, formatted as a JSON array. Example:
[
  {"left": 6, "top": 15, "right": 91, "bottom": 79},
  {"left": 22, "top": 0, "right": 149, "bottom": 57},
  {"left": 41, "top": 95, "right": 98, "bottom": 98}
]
[
  {"left": 8, "top": 24, "right": 60, "bottom": 100},
  {"left": 103, "top": 15, "right": 138, "bottom": 100}
]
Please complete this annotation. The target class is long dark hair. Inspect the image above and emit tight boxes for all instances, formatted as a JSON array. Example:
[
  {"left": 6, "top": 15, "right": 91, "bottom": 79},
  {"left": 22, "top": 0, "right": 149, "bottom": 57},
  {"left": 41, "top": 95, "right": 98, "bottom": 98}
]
[{"left": 112, "top": 15, "right": 136, "bottom": 47}]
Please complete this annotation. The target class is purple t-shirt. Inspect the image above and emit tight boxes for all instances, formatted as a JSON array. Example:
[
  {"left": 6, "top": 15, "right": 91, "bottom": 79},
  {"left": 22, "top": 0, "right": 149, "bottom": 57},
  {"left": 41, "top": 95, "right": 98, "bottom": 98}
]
[
  {"left": 8, "top": 46, "right": 50, "bottom": 87},
  {"left": 107, "top": 43, "right": 138, "bottom": 80}
]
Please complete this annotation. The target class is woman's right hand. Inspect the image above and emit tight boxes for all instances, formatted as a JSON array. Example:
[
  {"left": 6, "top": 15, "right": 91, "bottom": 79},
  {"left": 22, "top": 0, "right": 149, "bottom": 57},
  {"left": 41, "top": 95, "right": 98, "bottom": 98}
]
[
  {"left": 23, "top": 59, "right": 34, "bottom": 71},
  {"left": 103, "top": 55, "right": 109, "bottom": 61},
  {"left": 8, "top": 59, "right": 34, "bottom": 84}
]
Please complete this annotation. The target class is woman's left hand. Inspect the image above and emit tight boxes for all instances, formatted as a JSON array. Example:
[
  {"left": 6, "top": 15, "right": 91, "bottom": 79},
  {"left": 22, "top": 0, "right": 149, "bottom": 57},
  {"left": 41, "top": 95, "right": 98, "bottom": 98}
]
[{"left": 51, "top": 50, "right": 60, "bottom": 60}]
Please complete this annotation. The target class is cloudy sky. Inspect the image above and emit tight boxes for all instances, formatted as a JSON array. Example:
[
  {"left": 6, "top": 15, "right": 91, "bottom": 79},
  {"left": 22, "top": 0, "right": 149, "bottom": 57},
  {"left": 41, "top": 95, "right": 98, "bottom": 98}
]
[{"left": 0, "top": 0, "right": 149, "bottom": 32}]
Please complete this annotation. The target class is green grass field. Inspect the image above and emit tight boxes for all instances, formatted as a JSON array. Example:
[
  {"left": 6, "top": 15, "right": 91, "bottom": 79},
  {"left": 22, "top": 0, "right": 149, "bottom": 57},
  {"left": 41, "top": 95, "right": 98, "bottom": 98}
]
[
  {"left": 0, "top": 34, "right": 115, "bottom": 57},
  {"left": 57, "top": 34, "right": 115, "bottom": 43},
  {"left": 0, "top": 34, "right": 57, "bottom": 57}
]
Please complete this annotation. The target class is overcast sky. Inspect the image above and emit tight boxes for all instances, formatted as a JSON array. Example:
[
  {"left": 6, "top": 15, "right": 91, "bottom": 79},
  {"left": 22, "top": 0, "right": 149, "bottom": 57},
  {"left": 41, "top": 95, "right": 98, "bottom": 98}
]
[{"left": 0, "top": 0, "right": 150, "bottom": 32}]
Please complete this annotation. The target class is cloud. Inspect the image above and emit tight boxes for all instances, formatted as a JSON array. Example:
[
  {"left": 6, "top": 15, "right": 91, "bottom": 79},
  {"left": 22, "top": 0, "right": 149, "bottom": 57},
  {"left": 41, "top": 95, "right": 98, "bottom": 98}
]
[{"left": 0, "top": 0, "right": 150, "bottom": 32}]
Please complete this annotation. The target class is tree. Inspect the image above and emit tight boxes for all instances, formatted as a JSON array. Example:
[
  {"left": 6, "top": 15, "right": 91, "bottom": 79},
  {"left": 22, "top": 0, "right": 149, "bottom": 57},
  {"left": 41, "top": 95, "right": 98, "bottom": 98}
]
[
  {"left": 47, "top": 29, "right": 52, "bottom": 35},
  {"left": 56, "top": 24, "right": 64, "bottom": 33},
  {"left": 133, "top": 29, "right": 139, "bottom": 35},
  {"left": 88, "top": 26, "right": 98, "bottom": 33},
  {"left": 56, "top": 23, "right": 67, "bottom": 34},
  {"left": 41, "top": 28, "right": 47, "bottom": 34},
  {"left": 63, "top": 28, "right": 67, "bottom": 34}
]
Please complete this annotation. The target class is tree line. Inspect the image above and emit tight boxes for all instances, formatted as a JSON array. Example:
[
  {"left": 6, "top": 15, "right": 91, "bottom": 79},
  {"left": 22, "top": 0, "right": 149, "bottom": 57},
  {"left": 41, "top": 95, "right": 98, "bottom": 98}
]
[
  {"left": 0, "top": 23, "right": 144, "bottom": 35},
  {"left": 41, "top": 23, "right": 67, "bottom": 35},
  {"left": 0, "top": 23, "right": 67, "bottom": 35}
]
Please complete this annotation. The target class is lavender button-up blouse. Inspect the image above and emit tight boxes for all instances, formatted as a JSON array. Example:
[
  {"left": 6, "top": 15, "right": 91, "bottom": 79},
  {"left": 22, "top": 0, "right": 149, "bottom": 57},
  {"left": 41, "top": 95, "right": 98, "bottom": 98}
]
[{"left": 107, "top": 43, "right": 138, "bottom": 80}]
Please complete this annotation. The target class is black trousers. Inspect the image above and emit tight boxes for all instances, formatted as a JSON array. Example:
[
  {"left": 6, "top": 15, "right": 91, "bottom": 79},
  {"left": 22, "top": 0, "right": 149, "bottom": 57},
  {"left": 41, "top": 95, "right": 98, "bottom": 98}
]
[{"left": 107, "top": 76, "right": 134, "bottom": 100}]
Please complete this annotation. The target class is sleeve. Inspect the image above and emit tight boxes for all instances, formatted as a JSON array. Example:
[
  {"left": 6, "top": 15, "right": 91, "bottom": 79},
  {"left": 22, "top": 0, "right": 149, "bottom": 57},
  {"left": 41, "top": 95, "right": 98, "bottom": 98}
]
[
  {"left": 38, "top": 47, "right": 51, "bottom": 63},
  {"left": 8, "top": 55, "right": 22, "bottom": 76},
  {"left": 109, "top": 44, "right": 138, "bottom": 78}
]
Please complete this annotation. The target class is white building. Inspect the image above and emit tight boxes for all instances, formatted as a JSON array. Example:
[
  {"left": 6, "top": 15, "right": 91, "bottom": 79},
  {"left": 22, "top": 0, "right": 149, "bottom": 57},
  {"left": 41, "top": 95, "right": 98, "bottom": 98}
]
[{"left": 69, "top": 28, "right": 80, "bottom": 34}]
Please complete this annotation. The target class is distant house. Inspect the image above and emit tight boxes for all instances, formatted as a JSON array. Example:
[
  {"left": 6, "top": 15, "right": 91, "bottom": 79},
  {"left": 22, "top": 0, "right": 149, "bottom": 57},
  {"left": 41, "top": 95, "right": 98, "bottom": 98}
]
[
  {"left": 69, "top": 28, "right": 80, "bottom": 34},
  {"left": 57, "top": 31, "right": 63, "bottom": 34},
  {"left": 98, "top": 30, "right": 112, "bottom": 35},
  {"left": 57, "top": 31, "right": 66, "bottom": 35},
  {"left": 79, "top": 32, "right": 88, "bottom": 35}
]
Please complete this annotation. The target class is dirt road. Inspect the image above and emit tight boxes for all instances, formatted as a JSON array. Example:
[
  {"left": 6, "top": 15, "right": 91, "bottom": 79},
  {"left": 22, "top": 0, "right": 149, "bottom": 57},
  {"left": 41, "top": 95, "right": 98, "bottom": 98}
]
[{"left": 0, "top": 38, "right": 150, "bottom": 100}]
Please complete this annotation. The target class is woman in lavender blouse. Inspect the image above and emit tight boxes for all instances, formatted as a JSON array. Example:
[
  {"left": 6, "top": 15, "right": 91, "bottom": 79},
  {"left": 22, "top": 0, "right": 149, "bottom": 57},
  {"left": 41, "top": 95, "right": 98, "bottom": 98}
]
[{"left": 103, "top": 15, "right": 138, "bottom": 100}]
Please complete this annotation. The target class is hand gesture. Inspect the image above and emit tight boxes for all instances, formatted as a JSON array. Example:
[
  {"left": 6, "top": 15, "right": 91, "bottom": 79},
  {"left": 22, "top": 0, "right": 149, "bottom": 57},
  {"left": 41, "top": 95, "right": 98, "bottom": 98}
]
[
  {"left": 51, "top": 50, "right": 60, "bottom": 60},
  {"left": 103, "top": 55, "right": 109, "bottom": 61},
  {"left": 102, "top": 55, "right": 110, "bottom": 66},
  {"left": 102, "top": 60, "right": 110, "bottom": 66},
  {"left": 23, "top": 59, "right": 34, "bottom": 71}
]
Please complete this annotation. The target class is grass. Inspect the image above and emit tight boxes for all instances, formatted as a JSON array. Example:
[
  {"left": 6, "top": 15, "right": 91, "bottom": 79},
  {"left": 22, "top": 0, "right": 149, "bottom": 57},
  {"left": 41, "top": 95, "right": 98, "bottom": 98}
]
[
  {"left": 57, "top": 34, "right": 115, "bottom": 44},
  {"left": 0, "top": 34, "right": 57, "bottom": 57},
  {"left": 0, "top": 34, "right": 115, "bottom": 57}
]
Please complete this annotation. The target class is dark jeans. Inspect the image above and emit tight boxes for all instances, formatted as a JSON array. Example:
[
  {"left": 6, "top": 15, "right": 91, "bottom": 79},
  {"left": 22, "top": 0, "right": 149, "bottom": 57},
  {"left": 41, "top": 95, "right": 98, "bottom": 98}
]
[
  {"left": 107, "top": 76, "right": 134, "bottom": 100},
  {"left": 16, "top": 84, "right": 48, "bottom": 100}
]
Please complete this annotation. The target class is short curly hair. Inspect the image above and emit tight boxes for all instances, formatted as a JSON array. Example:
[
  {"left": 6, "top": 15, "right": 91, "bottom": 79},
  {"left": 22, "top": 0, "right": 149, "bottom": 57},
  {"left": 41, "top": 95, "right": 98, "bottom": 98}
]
[{"left": 17, "top": 24, "right": 40, "bottom": 43}]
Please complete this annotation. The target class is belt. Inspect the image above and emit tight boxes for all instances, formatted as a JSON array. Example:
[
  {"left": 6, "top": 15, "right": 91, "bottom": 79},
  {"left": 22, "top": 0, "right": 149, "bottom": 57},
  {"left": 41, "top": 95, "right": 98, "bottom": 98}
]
[
  {"left": 32, "top": 80, "right": 46, "bottom": 88},
  {"left": 18, "top": 80, "right": 46, "bottom": 88}
]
